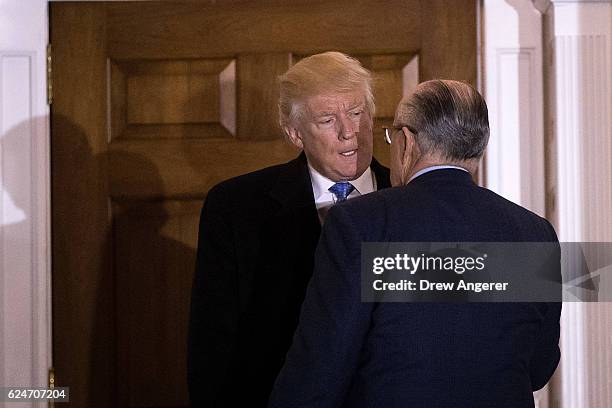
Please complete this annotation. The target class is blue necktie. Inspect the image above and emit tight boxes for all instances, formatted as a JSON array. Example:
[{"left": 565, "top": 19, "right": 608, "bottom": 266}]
[{"left": 329, "top": 182, "right": 355, "bottom": 203}]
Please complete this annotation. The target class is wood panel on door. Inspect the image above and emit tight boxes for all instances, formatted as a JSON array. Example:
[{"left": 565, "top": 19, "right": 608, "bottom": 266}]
[{"left": 51, "top": 1, "right": 476, "bottom": 406}]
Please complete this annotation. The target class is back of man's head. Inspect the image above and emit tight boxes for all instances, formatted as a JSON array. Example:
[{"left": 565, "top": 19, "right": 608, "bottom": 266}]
[{"left": 396, "top": 79, "right": 489, "bottom": 161}]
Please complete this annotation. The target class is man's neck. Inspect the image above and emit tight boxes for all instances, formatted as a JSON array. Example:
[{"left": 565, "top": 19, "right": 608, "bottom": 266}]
[{"left": 408, "top": 157, "right": 478, "bottom": 180}]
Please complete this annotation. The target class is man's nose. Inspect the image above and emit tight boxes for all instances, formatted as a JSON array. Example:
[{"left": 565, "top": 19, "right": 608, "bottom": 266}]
[{"left": 338, "top": 114, "right": 357, "bottom": 140}]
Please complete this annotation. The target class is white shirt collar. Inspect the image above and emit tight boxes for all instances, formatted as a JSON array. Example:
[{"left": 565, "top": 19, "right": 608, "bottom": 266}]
[
  {"left": 409, "top": 165, "right": 469, "bottom": 183},
  {"left": 307, "top": 164, "right": 376, "bottom": 222}
]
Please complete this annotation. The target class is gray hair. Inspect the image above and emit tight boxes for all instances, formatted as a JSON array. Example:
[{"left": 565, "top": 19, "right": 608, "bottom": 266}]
[
  {"left": 396, "top": 79, "right": 489, "bottom": 160},
  {"left": 278, "top": 51, "right": 375, "bottom": 132}
]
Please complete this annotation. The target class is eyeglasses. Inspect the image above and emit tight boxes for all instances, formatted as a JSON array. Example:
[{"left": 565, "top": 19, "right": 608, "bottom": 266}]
[
  {"left": 382, "top": 125, "right": 417, "bottom": 144},
  {"left": 381, "top": 126, "right": 404, "bottom": 145}
]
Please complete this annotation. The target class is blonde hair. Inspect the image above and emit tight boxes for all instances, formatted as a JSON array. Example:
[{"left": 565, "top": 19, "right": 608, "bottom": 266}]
[{"left": 278, "top": 51, "right": 374, "bottom": 133}]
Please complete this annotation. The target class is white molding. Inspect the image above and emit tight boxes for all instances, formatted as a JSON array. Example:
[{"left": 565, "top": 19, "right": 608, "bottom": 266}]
[
  {"left": 533, "top": 0, "right": 552, "bottom": 13},
  {"left": 0, "top": 0, "right": 51, "bottom": 405},
  {"left": 483, "top": 2, "right": 550, "bottom": 406},
  {"left": 554, "top": 33, "right": 612, "bottom": 241},
  {"left": 1, "top": 53, "right": 33, "bottom": 389},
  {"left": 534, "top": 0, "right": 611, "bottom": 8},
  {"left": 543, "top": 1, "right": 612, "bottom": 407},
  {"left": 483, "top": 0, "right": 546, "bottom": 217},
  {"left": 551, "top": 0, "right": 611, "bottom": 2}
]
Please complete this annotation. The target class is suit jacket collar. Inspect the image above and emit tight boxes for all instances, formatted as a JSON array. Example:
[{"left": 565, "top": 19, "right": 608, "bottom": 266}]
[
  {"left": 408, "top": 168, "right": 475, "bottom": 187},
  {"left": 268, "top": 152, "right": 321, "bottom": 248},
  {"left": 269, "top": 152, "right": 315, "bottom": 208}
]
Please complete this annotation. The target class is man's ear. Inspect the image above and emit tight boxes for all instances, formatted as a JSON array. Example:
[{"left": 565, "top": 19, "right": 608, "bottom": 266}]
[
  {"left": 284, "top": 126, "right": 304, "bottom": 149},
  {"left": 401, "top": 126, "right": 421, "bottom": 170}
]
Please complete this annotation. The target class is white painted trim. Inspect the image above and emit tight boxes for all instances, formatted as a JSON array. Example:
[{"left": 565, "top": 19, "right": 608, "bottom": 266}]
[
  {"left": 482, "top": 2, "right": 550, "bottom": 406},
  {"left": 483, "top": 0, "right": 546, "bottom": 217},
  {"left": 540, "top": 3, "right": 612, "bottom": 407},
  {"left": 0, "top": 0, "right": 51, "bottom": 406},
  {"left": 542, "top": 1, "right": 612, "bottom": 407}
]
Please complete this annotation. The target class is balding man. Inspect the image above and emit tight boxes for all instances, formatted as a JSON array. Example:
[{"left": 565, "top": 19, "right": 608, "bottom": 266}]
[{"left": 269, "top": 80, "right": 561, "bottom": 408}]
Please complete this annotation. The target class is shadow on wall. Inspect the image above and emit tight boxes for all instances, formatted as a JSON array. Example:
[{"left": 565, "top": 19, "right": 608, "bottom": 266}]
[
  {"left": 0, "top": 118, "right": 36, "bottom": 227},
  {"left": 0, "top": 118, "right": 38, "bottom": 388}
]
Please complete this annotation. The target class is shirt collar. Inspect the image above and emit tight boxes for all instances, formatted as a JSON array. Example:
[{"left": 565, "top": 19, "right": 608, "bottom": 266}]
[
  {"left": 307, "top": 164, "right": 375, "bottom": 203},
  {"left": 409, "top": 165, "right": 469, "bottom": 183}
]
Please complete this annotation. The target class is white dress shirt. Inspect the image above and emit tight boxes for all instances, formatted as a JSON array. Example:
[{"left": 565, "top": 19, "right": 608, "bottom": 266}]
[{"left": 308, "top": 165, "right": 377, "bottom": 223}]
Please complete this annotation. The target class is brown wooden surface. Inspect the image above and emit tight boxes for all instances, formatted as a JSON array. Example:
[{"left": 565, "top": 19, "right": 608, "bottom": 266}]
[
  {"left": 51, "top": 4, "right": 113, "bottom": 408},
  {"left": 237, "top": 53, "right": 292, "bottom": 140},
  {"left": 114, "top": 199, "right": 200, "bottom": 407},
  {"left": 420, "top": 0, "right": 478, "bottom": 84},
  {"left": 106, "top": 1, "right": 421, "bottom": 59},
  {"left": 108, "top": 139, "right": 298, "bottom": 198},
  {"left": 51, "top": 1, "right": 477, "bottom": 407},
  {"left": 111, "top": 58, "right": 236, "bottom": 140}
]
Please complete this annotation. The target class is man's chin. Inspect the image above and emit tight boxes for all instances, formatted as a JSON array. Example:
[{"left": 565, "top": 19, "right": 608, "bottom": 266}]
[
  {"left": 329, "top": 158, "right": 371, "bottom": 181},
  {"left": 338, "top": 168, "right": 367, "bottom": 182},
  {"left": 333, "top": 171, "right": 358, "bottom": 182}
]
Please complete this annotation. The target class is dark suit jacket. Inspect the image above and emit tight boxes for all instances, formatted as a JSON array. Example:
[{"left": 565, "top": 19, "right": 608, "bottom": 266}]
[
  {"left": 188, "top": 153, "right": 390, "bottom": 407},
  {"left": 269, "top": 169, "right": 561, "bottom": 408}
]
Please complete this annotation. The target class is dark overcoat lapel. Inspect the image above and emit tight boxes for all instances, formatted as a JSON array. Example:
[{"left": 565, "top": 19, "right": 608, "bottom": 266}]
[
  {"left": 268, "top": 152, "right": 321, "bottom": 249},
  {"left": 371, "top": 157, "right": 392, "bottom": 190}
]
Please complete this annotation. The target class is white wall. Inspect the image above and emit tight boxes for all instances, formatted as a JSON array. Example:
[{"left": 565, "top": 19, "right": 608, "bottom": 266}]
[
  {"left": 483, "top": 4, "right": 550, "bottom": 405},
  {"left": 0, "top": 1, "right": 52, "bottom": 406},
  {"left": 485, "top": 1, "right": 612, "bottom": 407},
  {"left": 483, "top": 0, "right": 546, "bottom": 217},
  {"left": 538, "top": 2, "right": 612, "bottom": 407}
]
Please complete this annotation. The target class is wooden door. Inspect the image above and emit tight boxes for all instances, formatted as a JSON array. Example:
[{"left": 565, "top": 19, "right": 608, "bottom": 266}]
[{"left": 50, "top": 1, "right": 476, "bottom": 406}]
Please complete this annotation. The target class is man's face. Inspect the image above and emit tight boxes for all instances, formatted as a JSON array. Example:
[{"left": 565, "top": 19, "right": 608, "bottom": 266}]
[{"left": 288, "top": 92, "right": 373, "bottom": 181}]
